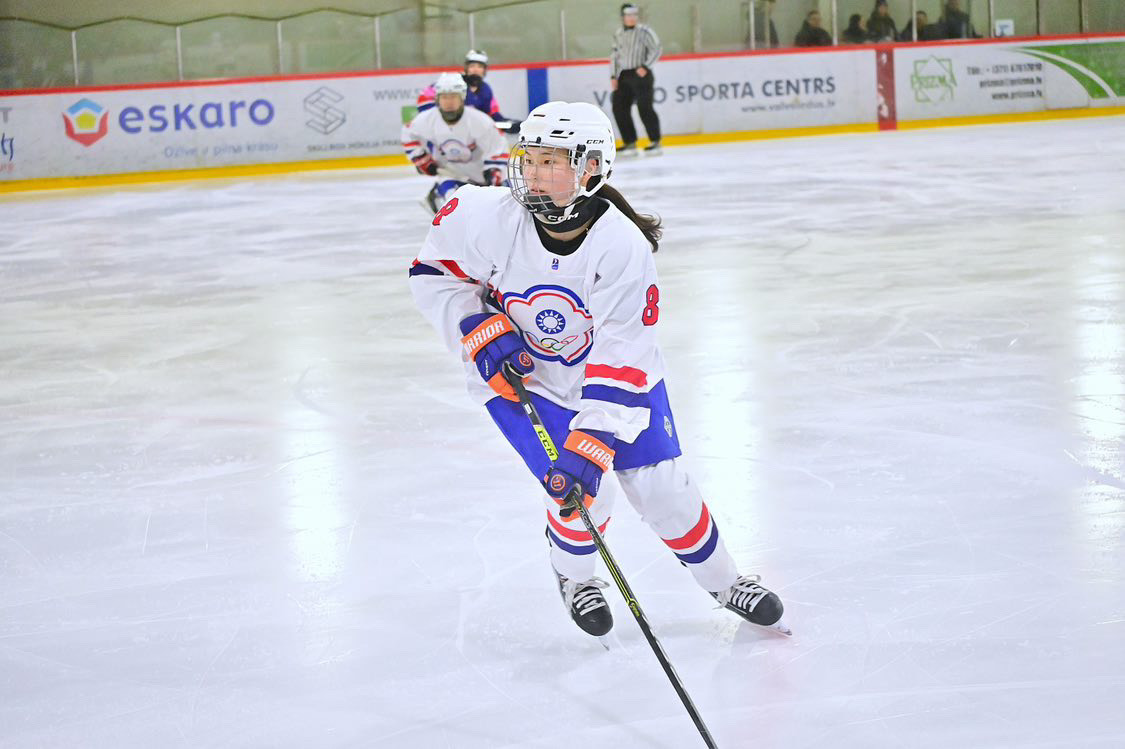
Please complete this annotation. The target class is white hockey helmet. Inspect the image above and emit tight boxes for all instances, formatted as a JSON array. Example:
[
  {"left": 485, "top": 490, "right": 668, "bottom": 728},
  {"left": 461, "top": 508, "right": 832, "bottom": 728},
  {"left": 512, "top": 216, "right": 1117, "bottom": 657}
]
[
  {"left": 464, "top": 49, "right": 489, "bottom": 68},
  {"left": 508, "top": 101, "right": 616, "bottom": 223},
  {"left": 434, "top": 71, "right": 467, "bottom": 98}
]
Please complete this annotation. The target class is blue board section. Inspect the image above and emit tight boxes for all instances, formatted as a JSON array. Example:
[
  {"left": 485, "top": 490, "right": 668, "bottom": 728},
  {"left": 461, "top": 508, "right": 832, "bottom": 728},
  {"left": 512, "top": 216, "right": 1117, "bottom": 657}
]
[{"left": 526, "top": 68, "right": 549, "bottom": 111}]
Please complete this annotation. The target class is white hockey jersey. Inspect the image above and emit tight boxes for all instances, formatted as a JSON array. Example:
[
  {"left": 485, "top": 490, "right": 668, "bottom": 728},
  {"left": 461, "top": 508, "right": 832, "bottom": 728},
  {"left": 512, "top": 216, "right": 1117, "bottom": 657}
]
[
  {"left": 401, "top": 107, "right": 508, "bottom": 185},
  {"left": 409, "top": 185, "right": 667, "bottom": 444}
]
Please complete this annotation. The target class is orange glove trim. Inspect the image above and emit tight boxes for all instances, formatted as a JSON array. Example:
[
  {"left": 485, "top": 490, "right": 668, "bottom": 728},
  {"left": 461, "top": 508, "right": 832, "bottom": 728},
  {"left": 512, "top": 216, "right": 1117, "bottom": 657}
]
[
  {"left": 563, "top": 431, "right": 615, "bottom": 473},
  {"left": 486, "top": 370, "right": 520, "bottom": 402},
  {"left": 460, "top": 314, "right": 513, "bottom": 361}
]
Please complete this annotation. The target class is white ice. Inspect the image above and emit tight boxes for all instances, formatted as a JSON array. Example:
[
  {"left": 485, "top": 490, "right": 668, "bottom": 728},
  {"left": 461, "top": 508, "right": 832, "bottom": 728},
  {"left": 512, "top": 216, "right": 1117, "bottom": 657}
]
[{"left": 2, "top": 117, "right": 1124, "bottom": 749}]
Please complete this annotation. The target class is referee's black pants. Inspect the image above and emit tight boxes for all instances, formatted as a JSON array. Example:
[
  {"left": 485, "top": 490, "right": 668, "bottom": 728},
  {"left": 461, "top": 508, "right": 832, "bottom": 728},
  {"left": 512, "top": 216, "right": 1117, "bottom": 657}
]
[{"left": 611, "top": 69, "right": 661, "bottom": 145}]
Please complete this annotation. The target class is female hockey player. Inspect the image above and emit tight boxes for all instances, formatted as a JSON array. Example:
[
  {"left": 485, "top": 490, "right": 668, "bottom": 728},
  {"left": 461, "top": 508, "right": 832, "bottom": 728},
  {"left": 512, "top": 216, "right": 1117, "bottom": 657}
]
[
  {"left": 408, "top": 101, "right": 787, "bottom": 637},
  {"left": 401, "top": 72, "right": 509, "bottom": 213}
]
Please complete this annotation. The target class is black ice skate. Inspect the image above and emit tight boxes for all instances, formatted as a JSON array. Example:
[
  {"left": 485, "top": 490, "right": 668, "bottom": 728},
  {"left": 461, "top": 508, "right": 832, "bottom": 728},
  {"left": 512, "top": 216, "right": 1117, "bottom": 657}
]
[
  {"left": 642, "top": 140, "right": 663, "bottom": 156},
  {"left": 711, "top": 574, "right": 791, "bottom": 636},
  {"left": 556, "top": 571, "right": 613, "bottom": 637},
  {"left": 421, "top": 184, "right": 441, "bottom": 214}
]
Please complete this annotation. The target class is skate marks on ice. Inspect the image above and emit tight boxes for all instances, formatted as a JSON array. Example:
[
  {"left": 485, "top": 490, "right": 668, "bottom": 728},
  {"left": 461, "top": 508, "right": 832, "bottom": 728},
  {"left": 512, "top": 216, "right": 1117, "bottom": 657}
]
[{"left": 1, "top": 117, "right": 1124, "bottom": 747}]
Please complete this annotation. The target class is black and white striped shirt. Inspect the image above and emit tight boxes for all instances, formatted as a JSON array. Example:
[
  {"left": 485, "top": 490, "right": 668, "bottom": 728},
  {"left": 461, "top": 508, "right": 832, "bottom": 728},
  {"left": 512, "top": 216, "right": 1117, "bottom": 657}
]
[{"left": 610, "top": 23, "right": 662, "bottom": 78}]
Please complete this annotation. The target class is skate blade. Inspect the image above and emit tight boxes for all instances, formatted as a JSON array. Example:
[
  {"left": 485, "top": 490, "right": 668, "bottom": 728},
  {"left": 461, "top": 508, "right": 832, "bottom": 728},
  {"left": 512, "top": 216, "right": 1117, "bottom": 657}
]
[
  {"left": 763, "top": 618, "right": 792, "bottom": 637},
  {"left": 598, "top": 635, "right": 611, "bottom": 651}
]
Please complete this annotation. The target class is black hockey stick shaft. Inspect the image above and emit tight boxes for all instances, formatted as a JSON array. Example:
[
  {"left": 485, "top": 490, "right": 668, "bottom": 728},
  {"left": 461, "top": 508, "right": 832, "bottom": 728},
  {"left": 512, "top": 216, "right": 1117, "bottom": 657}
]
[{"left": 504, "top": 370, "right": 719, "bottom": 749}]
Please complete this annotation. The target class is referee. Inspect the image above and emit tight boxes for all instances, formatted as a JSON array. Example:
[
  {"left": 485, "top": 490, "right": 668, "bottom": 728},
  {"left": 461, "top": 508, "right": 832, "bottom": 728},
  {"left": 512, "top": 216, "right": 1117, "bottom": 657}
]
[{"left": 610, "top": 3, "right": 663, "bottom": 156}]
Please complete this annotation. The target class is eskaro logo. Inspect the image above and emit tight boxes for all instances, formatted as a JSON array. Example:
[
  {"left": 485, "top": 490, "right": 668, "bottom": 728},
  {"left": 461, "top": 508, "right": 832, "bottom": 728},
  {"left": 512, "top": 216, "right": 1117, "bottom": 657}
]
[
  {"left": 911, "top": 56, "right": 957, "bottom": 103},
  {"left": 304, "top": 87, "right": 346, "bottom": 134},
  {"left": 63, "top": 98, "right": 109, "bottom": 146}
]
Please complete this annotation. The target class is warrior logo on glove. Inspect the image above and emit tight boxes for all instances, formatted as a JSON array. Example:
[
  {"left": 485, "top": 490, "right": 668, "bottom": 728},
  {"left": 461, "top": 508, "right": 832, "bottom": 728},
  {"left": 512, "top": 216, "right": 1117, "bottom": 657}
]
[{"left": 459, "top": 312, "right": 535, "bottom": 402}]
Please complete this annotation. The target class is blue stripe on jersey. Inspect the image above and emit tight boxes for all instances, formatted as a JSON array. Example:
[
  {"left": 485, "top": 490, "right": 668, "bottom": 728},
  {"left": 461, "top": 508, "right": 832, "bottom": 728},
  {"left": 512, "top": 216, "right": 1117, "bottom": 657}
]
[
  {"left": 527, "top": 68, "right": 549, "bottom": 111},
  {"left": 409, "top": 263, "right": 444, "bottom": 277},
  {"left": 674, "top": 524, "right": 719, "bottom": 565},
  {"left": 547, "top": 528, "right": 598, "bottom": 555},
  {"left": 581, "top": 384, "right": 650, "bottom": 409},
  {"left": 485, "top": 379, "right": 681, "bottom": 474}
]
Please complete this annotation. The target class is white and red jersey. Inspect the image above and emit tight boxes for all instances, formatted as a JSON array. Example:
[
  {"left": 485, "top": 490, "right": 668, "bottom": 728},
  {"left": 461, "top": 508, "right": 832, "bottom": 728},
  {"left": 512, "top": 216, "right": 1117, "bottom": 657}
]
[
  {"left": 401, "top": 107, "right": 508, "bottom": 185},
  {"left": 409, "top": 185, "right": 667, "bottom": 444}
]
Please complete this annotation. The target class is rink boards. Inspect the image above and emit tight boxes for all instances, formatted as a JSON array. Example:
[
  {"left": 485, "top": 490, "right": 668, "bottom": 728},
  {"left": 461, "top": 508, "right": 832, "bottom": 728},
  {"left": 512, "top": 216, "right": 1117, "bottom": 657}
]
[{"left": 0, "top": 34, "right": 1121, "bottom": 187}]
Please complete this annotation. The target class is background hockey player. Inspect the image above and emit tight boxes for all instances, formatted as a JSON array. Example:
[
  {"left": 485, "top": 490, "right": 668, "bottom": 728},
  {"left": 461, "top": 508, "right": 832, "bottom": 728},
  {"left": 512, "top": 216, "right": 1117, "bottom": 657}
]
[
  {"left": 416, "top": 50, "right": 522, "bottom": 134},
  {"left": 408, "top": 101, "right": 788, "bottom": 638},
  {"left": 401, "top": 72, "right": 510, "bottom": 213}
]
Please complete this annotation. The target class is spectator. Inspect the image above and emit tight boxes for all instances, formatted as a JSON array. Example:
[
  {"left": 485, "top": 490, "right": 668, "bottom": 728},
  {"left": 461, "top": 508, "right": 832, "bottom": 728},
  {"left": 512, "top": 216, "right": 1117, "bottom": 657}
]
[
  {"left": 940, "top": 0, "right": 980, "bottom": 39},
  {"left": 611, "top": 3, "right": 663, "bottom": 156},
  {"left": 842, "top": 14, "right": 867, "bottom": 44},
  {"left": 867, "top": 0, "right": 898, "bottom": 42},
  {"left": 749, "top": 0, "right": 780, "bottom": 49},
  {"left": 795, "top": 10, "right": 833, "bottom": 47},
  {"left": 900, "top": 10, "right": 943, "bottom": 41}
]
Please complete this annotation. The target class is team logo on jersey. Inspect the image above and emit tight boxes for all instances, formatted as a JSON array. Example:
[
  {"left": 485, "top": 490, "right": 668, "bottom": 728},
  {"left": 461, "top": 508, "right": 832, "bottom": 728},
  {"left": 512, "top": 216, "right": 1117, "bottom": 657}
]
[
  {"left": 535, "top": 309, "right": 566, "bottom": 335},
  {"left": 503, "top": 285, "right": 593, "bottom": 365},
  {"left": 437, "top": 137, "right": 474, "bottom": 163}
]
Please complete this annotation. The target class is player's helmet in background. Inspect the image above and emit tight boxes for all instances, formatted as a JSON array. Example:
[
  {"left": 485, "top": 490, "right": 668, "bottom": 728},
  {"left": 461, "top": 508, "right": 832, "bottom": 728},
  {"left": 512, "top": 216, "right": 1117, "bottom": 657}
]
[
  {"left": 434, "top": 72, "right": 467, "bottom": 123},
  {"left": 464, "top": 50, "right": 489, "bottom": 70},
  {"left": 464, "top": 50, "right": 489, "bottom": 87},
  {"left": 508, "top": 101, "right": 615, "bottom": 225}
]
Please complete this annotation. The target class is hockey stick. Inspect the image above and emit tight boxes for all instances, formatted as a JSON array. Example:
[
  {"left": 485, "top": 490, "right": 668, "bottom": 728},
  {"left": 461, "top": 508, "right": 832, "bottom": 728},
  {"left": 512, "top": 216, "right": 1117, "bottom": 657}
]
[{"left": 503, "top": 369, "right": 719, "bottom": 749}]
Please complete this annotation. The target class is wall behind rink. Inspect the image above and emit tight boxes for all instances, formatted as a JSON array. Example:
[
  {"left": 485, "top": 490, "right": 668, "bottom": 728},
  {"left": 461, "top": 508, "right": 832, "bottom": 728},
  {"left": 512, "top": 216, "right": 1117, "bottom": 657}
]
[{"left": 0, "top": 36, "right": 1121, "bottom": 186}]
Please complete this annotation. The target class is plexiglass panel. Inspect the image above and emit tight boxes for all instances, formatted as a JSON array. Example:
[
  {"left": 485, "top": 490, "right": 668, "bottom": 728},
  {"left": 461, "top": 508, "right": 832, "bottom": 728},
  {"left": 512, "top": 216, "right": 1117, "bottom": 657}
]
[
  {"left": 0, "top": 1, "right": 1120, "bottom": 90},
  {"left": 0, "top": 20, "right": 75, "bottom": 88},
  {"left": 557, "top": 0, "right": 622, "bottom": 61},
  {"left": 474, "top": 1, "right": 562, "bottom": 65},
  {"left": 76, "top": 20, "right": 178, "bottom": 85},
  {"left": 992, "top": 0, "right": 1039, "bottom": 36},
  {"left": 376, "top": 7, "right": 425, "bottom": 70},
  {"left": 1089, "top": 2, "right": 1125, "bottom": 33},
  {"left": 279, "top": 11, "right": 377, "bottom": 74},
  {"left": 179, "top": 17, "right": 278, "bottom": 79}
]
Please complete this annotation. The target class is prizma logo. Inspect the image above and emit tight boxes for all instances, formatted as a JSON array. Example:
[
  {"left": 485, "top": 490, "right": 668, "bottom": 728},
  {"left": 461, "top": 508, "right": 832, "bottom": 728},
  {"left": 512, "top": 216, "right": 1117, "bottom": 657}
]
[{"left": 63, "top": 98, "right": 109, "bottom": 146}]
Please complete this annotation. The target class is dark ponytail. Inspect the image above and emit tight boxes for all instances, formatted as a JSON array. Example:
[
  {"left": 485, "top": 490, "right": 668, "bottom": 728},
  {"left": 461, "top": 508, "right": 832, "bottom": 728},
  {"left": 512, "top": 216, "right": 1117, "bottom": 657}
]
[{"left": 600, "top": 184, "right": 662, "bottom": 253}]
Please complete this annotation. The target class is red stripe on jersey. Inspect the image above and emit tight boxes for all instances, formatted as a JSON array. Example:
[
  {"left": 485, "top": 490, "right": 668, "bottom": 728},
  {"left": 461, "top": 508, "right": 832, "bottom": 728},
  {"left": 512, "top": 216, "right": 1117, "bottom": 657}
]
[
  {"left": 438, "top": 260, "right": 469, "bottom": 279},
  {"left": 585, "top": 364, "right": 648, "bottom": 388},
  {"left": 663, "top": 504, "right": 711, "bottom": 550},
  {"left": 546, "top": 508, "right": 610, "bottom": 541},
  {"left": 403, "top": 140, "right": 420, "bottom": 148}
]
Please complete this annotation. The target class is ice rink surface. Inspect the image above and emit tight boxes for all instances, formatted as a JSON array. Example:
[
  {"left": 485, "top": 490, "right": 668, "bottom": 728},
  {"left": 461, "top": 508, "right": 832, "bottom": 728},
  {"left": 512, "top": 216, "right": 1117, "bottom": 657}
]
[{"left": 2, "top": 116, "right": 1124, "bottom": 748}]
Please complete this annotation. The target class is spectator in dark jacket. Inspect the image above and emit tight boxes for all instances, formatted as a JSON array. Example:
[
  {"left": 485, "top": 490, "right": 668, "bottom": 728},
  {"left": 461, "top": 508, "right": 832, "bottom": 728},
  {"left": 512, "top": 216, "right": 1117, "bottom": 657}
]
[
  {"left": 842, "top": 14, "right": 867, "bottom": 44},
  {"left": 749, "top": 0, "right": 780, "bottom": 49},
  {"left": 867, "top": 0, "right": 898, "bottom": 42},
  {"left": 899, "top": 10, "right": 942, "bottom": 41},
  {"left": 940, "top": 0, "right": 980, "bottom": 38},
  {"left": 795, "top": 10, "right": 833, "bottom": 47}
]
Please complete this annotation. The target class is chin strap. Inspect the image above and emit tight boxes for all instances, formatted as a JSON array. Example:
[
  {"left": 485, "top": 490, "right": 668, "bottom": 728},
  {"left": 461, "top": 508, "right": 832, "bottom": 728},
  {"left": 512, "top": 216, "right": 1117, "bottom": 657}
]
[{"left": 533, "top": 196, "right": 599, "bottom": 233}]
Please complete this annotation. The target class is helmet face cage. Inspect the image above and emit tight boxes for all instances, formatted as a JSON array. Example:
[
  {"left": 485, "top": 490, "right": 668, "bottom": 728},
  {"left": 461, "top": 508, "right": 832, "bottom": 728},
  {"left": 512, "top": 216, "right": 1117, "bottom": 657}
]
[{"left": 507, "top": 143, "right": 607, "bottom": 223}]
